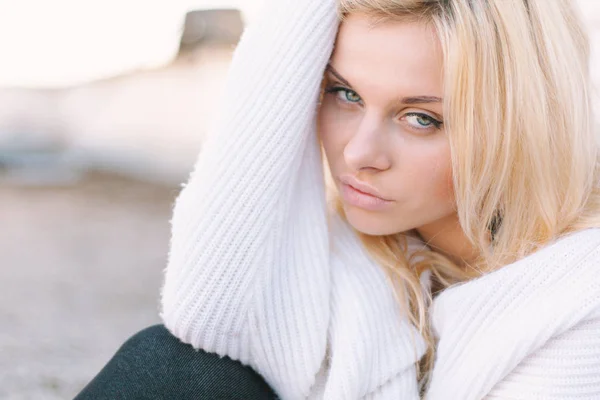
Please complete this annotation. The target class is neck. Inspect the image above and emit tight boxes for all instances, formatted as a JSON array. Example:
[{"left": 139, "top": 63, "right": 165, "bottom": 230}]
[{"left": 416, "top": 213, "right": 480, "bottom": 267}]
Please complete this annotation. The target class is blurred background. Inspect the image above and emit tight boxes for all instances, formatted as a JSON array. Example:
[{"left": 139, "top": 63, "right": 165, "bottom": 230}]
[{"left": 0, "top": 1, "right": 598, "bottom": 399}]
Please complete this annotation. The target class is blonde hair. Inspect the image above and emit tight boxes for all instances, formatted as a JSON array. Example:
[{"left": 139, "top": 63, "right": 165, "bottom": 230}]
[{"left": 326, "top": 0, "right": 600, "bottom": 389}]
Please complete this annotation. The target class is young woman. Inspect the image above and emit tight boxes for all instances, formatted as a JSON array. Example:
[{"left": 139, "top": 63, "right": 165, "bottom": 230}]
[{"left": 77, "top": 0, "right": 600, "bottom": 398}]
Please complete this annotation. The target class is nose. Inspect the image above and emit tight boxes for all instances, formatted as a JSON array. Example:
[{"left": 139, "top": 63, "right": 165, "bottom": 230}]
[{"left": 343, "top": 115, "right": 392, "bottom": 172}]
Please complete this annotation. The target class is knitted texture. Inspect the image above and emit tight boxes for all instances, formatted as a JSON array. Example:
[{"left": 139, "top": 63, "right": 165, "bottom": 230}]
[{"left": 160, "top": 0, "right": 424, "bottom": 398}]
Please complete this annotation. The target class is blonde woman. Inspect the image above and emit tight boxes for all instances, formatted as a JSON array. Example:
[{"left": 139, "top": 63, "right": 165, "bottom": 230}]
[{"left": 76, "top": 0, "right": 600, "bottom": 398}]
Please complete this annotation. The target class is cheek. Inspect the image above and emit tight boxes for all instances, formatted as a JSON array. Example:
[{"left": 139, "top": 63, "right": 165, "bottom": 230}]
[
  {"left": 440, "top": 158, "right": 455, "bottom": 200},
  {"left": 402, "top": 140, "right": 454, "bottom": 204},
  {"left": 424, "top": 145, "right": 454, "bottom": 204},
  {"left": 317, "top": 101, "right": 350, "bottom": 164}
]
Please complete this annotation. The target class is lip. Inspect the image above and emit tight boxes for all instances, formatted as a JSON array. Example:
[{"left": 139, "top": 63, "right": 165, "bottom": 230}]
[{"left": 339, "top": 174, "right": 394, "bottom": 211}]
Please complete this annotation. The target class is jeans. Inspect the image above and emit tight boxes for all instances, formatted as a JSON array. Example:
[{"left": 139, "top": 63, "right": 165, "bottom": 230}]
[{"left": 74, "top": 324, "right": 278, "bottom": 400}]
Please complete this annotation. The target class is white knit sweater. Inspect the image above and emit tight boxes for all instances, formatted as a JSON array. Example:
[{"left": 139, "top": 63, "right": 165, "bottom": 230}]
[{"left": 160, "top": 0, "right": 600, "bottom": 398}]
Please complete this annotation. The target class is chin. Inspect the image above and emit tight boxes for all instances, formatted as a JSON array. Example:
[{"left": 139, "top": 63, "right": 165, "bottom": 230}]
[{"left": 343, "top": 206, "right": 406, "bottom": 236}]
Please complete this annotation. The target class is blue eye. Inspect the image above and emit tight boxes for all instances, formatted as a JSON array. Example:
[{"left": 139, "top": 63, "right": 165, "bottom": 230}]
[
  {"left": 324, "top": 86, "right": 362, "bottom": 104},
  {"left": 404, "top": 112, "right": 442, "bottom": 130}
]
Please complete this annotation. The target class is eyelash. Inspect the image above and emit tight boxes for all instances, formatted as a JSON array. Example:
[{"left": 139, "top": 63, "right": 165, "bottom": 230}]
[
  {"left": 323, "top": 85, "right": 443, "bottom": 130},
  {"left": 324, "top": 86, "right": 362, "bottom": 104},
  {"left": 404, "top": 112, "right": 443, "bottom": 130}
]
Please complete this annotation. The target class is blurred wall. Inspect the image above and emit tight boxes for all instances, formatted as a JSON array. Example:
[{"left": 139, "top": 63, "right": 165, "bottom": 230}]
[{"left": 0, "top": 10, "right": 240, "bottom": 186}]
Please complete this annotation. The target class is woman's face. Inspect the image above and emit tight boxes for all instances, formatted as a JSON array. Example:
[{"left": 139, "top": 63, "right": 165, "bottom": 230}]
[{"left": 318, "top": 13, "right": 456, "bottom": 236}]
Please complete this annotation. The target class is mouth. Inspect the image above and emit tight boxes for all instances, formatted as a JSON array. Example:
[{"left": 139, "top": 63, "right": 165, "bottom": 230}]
[
  {"left": 339, "top": 174, "right": 391, "bottom": 199},
  {"left": 338, "top": 176, "right": 394, "bottom": 211}
]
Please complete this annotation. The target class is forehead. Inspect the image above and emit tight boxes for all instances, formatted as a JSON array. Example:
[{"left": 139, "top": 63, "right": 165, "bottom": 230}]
[{"left": 330, "top": 13, "right": 444, "bottom": 99}]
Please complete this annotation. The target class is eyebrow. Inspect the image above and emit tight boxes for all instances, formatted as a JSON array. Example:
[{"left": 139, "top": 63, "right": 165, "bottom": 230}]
[{"left": 325, "top": 63, "right": 443, "bottom": 105}]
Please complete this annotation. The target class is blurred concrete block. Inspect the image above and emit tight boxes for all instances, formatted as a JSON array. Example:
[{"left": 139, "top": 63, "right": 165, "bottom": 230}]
[{"left": 178, "top": 9, "right": 244, "bottom": 56}]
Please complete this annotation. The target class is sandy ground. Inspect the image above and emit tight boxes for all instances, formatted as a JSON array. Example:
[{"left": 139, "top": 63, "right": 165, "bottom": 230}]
[{"left": 0, "top": 173, "right": 179, "bottom": 399}]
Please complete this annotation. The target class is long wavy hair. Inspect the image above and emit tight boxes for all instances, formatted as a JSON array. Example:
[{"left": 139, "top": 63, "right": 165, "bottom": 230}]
[{"left": 322, "top": 0, "right": 600, "bottom": 388}]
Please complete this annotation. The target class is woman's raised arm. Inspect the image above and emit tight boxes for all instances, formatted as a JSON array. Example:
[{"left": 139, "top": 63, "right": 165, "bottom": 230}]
[{"left": 160, "top": 0, "right": 338, "bottom": 397}]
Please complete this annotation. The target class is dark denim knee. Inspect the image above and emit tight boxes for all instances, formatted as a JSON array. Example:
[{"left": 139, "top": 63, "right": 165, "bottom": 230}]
[
  {"left": 117, "top": 324, "right": 181, "bottom": 358},
  {"left": 75, "top": 324, "right": 278, "bottom": 400}
]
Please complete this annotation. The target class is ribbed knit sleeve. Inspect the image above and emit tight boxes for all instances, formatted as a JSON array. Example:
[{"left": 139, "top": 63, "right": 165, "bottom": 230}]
[
  {"left": 159, "top": 0, "right": 339, "bottom": 398},
  {"left": 488, "top": 309, "right": 600, "bottom": 399},
  {"left": 425, "top": 228, "right": 600, "bottom": 399}
]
